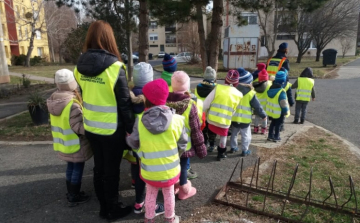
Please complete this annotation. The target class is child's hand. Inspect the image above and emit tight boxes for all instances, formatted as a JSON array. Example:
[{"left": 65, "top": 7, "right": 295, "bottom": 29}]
[
  {"left": 126, "top": 132, "right": 131, "bottom": 137},
  {"left": 262, "top": 117, "right": 267, "bottom": 121}
]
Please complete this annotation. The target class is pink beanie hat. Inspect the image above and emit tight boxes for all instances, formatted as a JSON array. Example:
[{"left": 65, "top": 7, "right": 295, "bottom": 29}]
[
  {"left": 171, "top": 71, "right": 190, "bottom": 93},
  {"left": 142, "top": 79, "right": 169, "bottom": 106},
  {"left": 258, "top": 69, "right": 269, "bottom": 82}
]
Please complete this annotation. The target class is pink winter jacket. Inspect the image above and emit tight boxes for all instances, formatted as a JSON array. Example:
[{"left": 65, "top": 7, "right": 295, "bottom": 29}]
[{"left": 47, "top": 91, "right": 93, "bottom": 163}]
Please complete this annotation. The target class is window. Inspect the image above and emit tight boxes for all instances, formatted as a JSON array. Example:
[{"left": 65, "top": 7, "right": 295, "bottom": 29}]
[
  {"left": 149, "top": 45, "right": 158, "bottom": 47},
  {"left": 149, "top": 21, "right": 157, "bottom": 29},
  {"left": 33, "top": 10, "right": 38, "bottom": 19},
  {"left": 37, "top": 47, "right": 43, "bottom": 56},
  {"left": 21, "top": 46, "right": 25, "bottom": 54},
  {"left": 4, "top": 46, "right": 9, "bottom": 58},
  {"left": 25, "top": 27, "right": 28, "bottom": 38},
  {"left": 149, "top": 33, "right": 158, "bottom": 41},
  {"left": 17, "top": 27, "right": 22, "bottom": 38},
  {"left": 240, "top": 14, "right": 258, "bottom": 25},
  {"left": 36, "top": 30, "right": 41, "bottom": 39},
  {"left": 165, "top": 33, "right": 176, "bottom": 43},
  {"left": 276, "top": 34, "right": 295, "bottom": 40},
  {"left": 260, "top": 36, "right": 267, "bottom": 47}
]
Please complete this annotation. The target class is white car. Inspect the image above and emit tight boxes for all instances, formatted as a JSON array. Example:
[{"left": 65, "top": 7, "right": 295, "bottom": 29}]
[
  {"left": 158, "top": 51, "right": 166, "bottom": 58},
  {"left": 174, "top": 52, "right": 201, "bottom": 63}
]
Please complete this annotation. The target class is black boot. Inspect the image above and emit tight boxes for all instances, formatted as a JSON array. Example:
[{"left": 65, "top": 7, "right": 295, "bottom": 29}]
[
  {"left": 66, "top": 180, "right": 71, "bottom": 198},
  {"left": 300, "top": 119, "right": 305, "bottom": 124},
  {"left": 293, "top": 119, "right": 299, "bottom": 124},
  {"left": 106, "top": 200, "right": 132, "bottom": 220},
  {"left": 99, "top": 201, "right": 107, "bottom": 219},
  {"left": 68, "top": 183, "right": 90, "bottom": 206},
  {"left": 217, "top": 147, "right": 227, "bottom": 161}
]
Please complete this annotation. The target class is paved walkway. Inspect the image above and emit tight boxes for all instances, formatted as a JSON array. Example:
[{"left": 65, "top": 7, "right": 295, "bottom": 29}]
[{"left": 9, "top": 72, "right": 55, "bottom": 84}]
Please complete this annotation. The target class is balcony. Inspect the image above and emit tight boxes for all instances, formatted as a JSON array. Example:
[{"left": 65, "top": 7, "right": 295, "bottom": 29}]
[{"left": 165, "top": 26, "right": 176, "bottom": 33}]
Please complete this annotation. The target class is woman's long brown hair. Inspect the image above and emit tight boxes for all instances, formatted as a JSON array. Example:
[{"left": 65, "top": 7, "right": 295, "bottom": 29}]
[
  {"left": 74, "top": 89, "right": 83, "bottom": 105},
  {"left": 83, "top": 20, "right": 121, "bottom": 61}
]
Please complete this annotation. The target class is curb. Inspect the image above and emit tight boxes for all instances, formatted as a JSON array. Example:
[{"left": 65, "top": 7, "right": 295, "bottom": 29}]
[
  {"left": 0, "top": 141, "right": 52, "bottom": 145},
  {"left": 323, "top": 57, "right": 360, "bottom": 79}
]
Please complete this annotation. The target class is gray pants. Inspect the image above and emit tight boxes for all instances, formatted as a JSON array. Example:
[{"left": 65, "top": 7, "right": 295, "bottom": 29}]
[
  {"left": 230, "top": 125, "right": 251, "bottom": 151},
  {"left": 295, "top": 101, "right": 308, "bottom": 120},
  {"left": 253, "top": 115, "right": 267, "bottom": 128}
]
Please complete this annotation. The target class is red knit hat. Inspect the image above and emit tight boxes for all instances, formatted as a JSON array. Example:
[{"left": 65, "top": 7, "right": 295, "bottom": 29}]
[
  {"left": 257, "top": 63, "right": 266, "bottom": 71},
  {"left": 258, "top": 69, "right": 269, "bottom": 82},
  {"left": 225, "top": 70, "right": 240, "bottom": 87},
  {"left": 142, "top": 79, "right": 169, "bottom": 106}
]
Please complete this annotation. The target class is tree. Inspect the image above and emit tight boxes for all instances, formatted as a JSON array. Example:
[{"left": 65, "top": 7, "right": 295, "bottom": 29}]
[
  {"left": 4, "top": 0, "right": 49, "bottom": 66},
  {"left": 63, "top": 23, "right": 90, "bottom": 64},
  {"left": 309, "top": 0, "right": 359, "bottom": 61},
  {"left": 340, "top": 36, "right": 355, "bottom": 58},
  {"left": 138, "top": 0, "right": 149, "bottom": 62}
]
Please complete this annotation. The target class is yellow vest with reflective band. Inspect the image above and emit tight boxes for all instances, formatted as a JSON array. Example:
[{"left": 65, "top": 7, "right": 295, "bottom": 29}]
[
  {"left": 284, "top": 82, "right": 292, "bottom": 92},
  {"left": 256, "top": 81, "right": 272, "bottom": 110},
  {"left": 123, "top": 113, "right": 142, "bottom": 163},
  {"left": 193, "top": 98, "right": 203, "bottom": 126},
  {"left": 136, "top": 114, "right": 183, "bottom": 182},
  {"left": 74, "top": 61, "right": 126, "bottom": 135},
  {"left": 181, "top": 101, "right": 193, "bottom": 151},
  {"left": 194, "top": 88, "right": 205, "bottom": 101},
  {"left": 267, "top": 57, "right": 287, "bottom": 77},
  {"left": 50, "top": 99, "right": 81, "bottom": 154},
  {"left": 169, "top": 86, "right": 173, "bottom": 93},
  {"left": 266, "top": 89, "right": 285, "bottom": 119},
  {"left": 253, "top": 78, "right": 259, "bottom": 83},
  {"left": 207, "top": 85, "right": 243, "bottom": 127},
  {"left": 296, "top": 77, "right": 314, "bottom": 102},
  {"left": 232, "top": 90, "right": 256, "bottom": 124}
]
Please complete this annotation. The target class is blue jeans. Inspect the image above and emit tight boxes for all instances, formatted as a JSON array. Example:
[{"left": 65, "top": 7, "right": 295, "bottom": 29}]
[
  {"left": 180, "top": 157, "right": 189, "bottom": 186},
  {"left": 66, "top": 162, "right": 85, "bottom": 185},
  {"left": 268, "top": 115, "right": 284, "bottom": 139},
  {"left": 186, "top": 158, "right": 190, "bottom": 170}
]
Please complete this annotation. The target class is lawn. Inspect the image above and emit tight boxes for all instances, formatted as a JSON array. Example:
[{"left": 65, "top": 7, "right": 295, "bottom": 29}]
[
  {"left": 0, "top": 112, "right": 52, "bottom": 141},
  {"left": 154, "top": 56, "right": 359, "bottom": 79},
  {"left": 9, "top": 75, "right": 45, "bottom": 85},
  {"left": 9, "top": 64, "right": 76, "bottom": 78}
]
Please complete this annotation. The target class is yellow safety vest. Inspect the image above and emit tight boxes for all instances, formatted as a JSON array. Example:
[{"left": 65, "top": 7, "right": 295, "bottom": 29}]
[
  {"left": 194, "top": 88, "right": 205, "bottom": 101},
  {"left": 253, "top": 78, "right": 259, "bottom": 83},
  {"left": 256, "top": 81, "right": 272, "bottom": 110},
  {"left": 50, "top": 99, "right": 81, "bottom": 154},
  {"left": 74, "top": 61, "right": 126, "bottom": 135},
  {"left": 193, "top": 98, "right": 203, "bottom": 126},
  {"left": 284, "top": 82, "right": 292, "bottom": 92},
  {"left": 267, "top": 57, "right": 287, "bottom": 77},
  {"left": 232, "top": 90, "right": 256, "bottom": 124},
  {"left": 136, "top": 114, "right": 183, "bottom": 182},
  {"left": 207, "top": 85, "right": 243, "bottom": 127},
  {"left": 266, "top": 89, "right": 285, "bottom": 119},
  {"left": 296, "top": 77, "right": 314, "bottom": 102},
  {"left": 181, "top": 101, "right": 193, "bottom": 151},
  {"left": 169, "top": 86, "right": 173, "bottom": 93}
]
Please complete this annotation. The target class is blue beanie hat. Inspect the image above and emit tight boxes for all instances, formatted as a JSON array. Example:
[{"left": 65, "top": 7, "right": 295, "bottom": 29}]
[
  {"left": 238, "top": 67, "right": 253, "bottom": 84},
  {"left": 279, "top": 42, "right": 288, "bottom": 51},
  {"left": 162, "top": 54, "right": 177, "bottom": 73},
  {"left": 274, "top": 71, "right": 287, "bottom": 87}
]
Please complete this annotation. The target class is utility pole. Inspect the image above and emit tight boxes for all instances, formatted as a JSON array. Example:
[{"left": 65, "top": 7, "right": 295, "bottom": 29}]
[{"left": 0, "top": 9, "right": 10, "bottom": 84}]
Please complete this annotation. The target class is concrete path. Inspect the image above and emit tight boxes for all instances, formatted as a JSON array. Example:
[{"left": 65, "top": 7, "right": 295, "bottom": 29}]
[{"left": 9, "top": 72, "right": 55, "bottom": 84}]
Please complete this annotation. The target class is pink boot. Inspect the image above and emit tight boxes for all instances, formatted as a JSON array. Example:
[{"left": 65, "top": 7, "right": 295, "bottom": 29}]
[
  {"left": 164, "top": 215, "right": 180, "bottom": 223},
  {"left": 253, "top": 126, "right": 259, "bottom": 134},
  {"left": 174, "top": 180, "right": 180, "bottom": 195},
  {"left": 178, "top": 180, "right": 197, "bottom": 200},
  {"left": 261, "top": 127, "right": 267, "bottom": 135},
  {"left": 144, "top": 218, "right": 155, "bottom": 223}
]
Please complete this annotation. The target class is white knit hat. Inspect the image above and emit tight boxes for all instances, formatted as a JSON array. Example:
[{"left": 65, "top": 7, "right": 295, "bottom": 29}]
[
  {"left": 133, "top": 62, "right": 153, "bottom": 87},
  {"left": 55, "top": 69, "right": 77, "bottom": 91},
  {"left": 204, "top": 66, "right": 216, "bottom": 82}
]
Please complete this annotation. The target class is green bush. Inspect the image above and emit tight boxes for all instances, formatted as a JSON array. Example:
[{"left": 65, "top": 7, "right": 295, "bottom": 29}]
[
  {"left": 30, "top": 56, "right": 42, "bottom": 66},
  {"left": 22, "top": 74, "right": 31, "bottom": 88},
  {"left": 12, "top": 54, "right": 27, "bottom": 66}
]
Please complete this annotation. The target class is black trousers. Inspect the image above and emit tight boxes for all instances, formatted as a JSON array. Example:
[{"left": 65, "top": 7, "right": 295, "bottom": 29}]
[{"left": 86, "top": 130, "right": 125, "bottom": 208}]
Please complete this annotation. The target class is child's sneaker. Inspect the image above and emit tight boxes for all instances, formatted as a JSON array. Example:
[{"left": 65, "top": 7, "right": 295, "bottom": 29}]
[
  {"left": 273, "top": 137, "right": 281, "bottom": 142},
  {"left": 261, "top": 127, "right": 267, "bottom": 135},
  {"left": 187, "top": 168, "right": 198, "bottom": 179},
  {"left": 133, "top": 202, "right": 144, "bottom": 214},
  {"left": 267, "top": 135, "right": 274, "bottom": 141},
  {"left": 253, "top": 126, "right": 259, "bottom": 134},
  {"left": 240, "top": 150, "right": 251, "bottom": 157},
  {"left": 228, "top": 147, "right": 239, "bottom": 153},
  {"left": 207, "top": 145, "right": 215, "bottom": 152},
  {"left": 300, "top": 119, "right": 305, "bottom": 124},
  {"left": 155, "top": 203, "right": 165, "bottom": 216}
]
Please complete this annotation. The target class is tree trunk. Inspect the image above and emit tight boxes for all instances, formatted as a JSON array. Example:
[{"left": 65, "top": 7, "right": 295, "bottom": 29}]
[
  {"left": 138, "top": 0, "right": 149, "bottom": 62},
  {"left": 296, "top": 53, "right": 302, "bottom": 63},
  {"left": 315, "top": 47, "right": 322, "bottom": 61},
  {"left": 50, "top": 38, "right": 55, "bottom": 63},
  {"left": 25, "top": 32, "right": 35, "bottom": 67},
  {"left": 196, "top": 3, "right": 207, "bottom": 71},
  {"left": 125, "top": 0, "right": 133, "bottom": 81},
  {"left": 207, "top": 0, "right": 223, "bottom": 71}
]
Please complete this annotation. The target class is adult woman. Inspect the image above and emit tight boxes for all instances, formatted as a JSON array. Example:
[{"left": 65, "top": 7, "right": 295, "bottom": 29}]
[{"left": 74, "top": 20, "right": 134, "bottom": 220}]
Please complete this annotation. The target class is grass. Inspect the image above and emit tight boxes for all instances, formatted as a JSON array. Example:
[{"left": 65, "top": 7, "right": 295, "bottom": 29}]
[
  {"left": 0, "top": 112, "right": 52, "bottom": 141},
  {"left": 9, "top": 75, "right": 45, "bottom": 85},
  {"left": 154, "top": 56, "right": 359, "bottom": 79},
  {"left": 9, "top": 64, "right": 75, "bottom": 78}
]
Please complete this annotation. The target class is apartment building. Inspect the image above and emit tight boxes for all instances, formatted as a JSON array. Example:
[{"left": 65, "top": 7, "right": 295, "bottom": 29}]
[{"left": 0, "top": 0, "right": 50, "bottom": 66}]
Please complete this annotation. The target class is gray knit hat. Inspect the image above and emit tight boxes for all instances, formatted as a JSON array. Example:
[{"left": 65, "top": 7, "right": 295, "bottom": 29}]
[
  {"left": 203, "top": 66, "right": 217, "bottom": 82},
  {"left": 133, "top": 62, "right": 153, "bottom": 87}
]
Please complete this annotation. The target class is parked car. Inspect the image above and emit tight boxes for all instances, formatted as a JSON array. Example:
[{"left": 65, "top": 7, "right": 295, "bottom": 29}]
[
  {"left": 174, "top": 52, "right": 201, "bottom": 63},
  {"left": 121, "top": 53, "right": 139, "bottom": 64},
  {"left": 158, "top": 51, "right": 166, "bottom": 58}
]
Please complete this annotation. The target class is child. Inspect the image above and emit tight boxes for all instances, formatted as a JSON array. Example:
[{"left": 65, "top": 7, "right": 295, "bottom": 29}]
[
  {"left": 126, "top": 79, "right": 187, "bottom": 223},
  {"left": 194, "top": 66, "right": 218, "bottom": 152},
  {"left": 266, "top": 71, "right": 290, "bottom": 142},
  {"left": 291, "top": 67, "right": 315, "bottom": 124},
  {"left": 161, "top": 53, "right": 178, "bottom": 91},
  {"left": 230, "top": 69, "right": 267, "bottom": 156},
  {"left": 166, "top": 71, "right": 207, "bottom": 198},
  {"left": 279, "top": 67, "right": 294, "bottom": 132},
  {"left": 252, "top": 63, "right": 266, "bottom": 82},
  {"left": 47, "top": 69, "right": 93, "bottom": 206},
  {"left": 252, "top": 69, "right": 272, "bottom": 134},
  {"left": 203, "top": 70, "right": 243, "bottom": 161}
]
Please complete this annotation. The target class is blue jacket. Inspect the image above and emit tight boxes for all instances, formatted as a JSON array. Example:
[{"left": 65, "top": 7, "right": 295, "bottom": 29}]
[
  {"left": 252, "top": 70, "right": 260, "bottom": 80},
  {"left": 267, "top": 83, "right": 289, "bottom": 116},
  {"left": 132, "top": 86, "right": 145, "bottom": 114}
]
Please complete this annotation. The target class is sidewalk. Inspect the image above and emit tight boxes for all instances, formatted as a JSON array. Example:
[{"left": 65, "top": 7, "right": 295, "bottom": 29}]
[{"left": 9, "top": 72, "right": 55, "bottom": 84}]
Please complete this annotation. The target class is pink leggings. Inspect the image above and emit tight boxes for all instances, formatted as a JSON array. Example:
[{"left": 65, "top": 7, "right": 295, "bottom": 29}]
[{"left": 145, "top": 183, "right": 175, "bottom": 219}]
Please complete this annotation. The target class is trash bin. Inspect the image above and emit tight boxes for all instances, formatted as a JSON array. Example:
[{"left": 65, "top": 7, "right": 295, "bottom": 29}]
[
  {"left": 148, "top": 53, "right": 153, "bottom": 60},
  {"left": 322, "top": 49, "right": 337, "bottom": 67}
]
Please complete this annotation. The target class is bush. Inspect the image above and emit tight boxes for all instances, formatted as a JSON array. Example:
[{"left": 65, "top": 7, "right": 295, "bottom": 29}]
[
  {"left": 12, "top": 54, "right": 27, "bottom": 66},
  {"left": 22, "top": 74, "right": 31, "bottom": 88},
  {"left": 30, "top": 56, "right": 42, "bottom": 66}
]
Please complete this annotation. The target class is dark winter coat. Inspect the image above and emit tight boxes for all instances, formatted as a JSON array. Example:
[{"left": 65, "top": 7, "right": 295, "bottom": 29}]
[
  {"left": 272, "top": 51, "right": 290, "bottom": 72},
  {"left": 195, "top": 81, "right": 216, "bottom": 99}
]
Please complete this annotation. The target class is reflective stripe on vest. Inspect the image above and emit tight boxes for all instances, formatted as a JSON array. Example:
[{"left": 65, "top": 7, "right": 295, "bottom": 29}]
[
  {"left": 267, "top": 57, "right": 287, "bottom": 76},
  {"left": 256, "top": 81, "right": 272, "bottom": 110},
  {"left": 193, "top": 98, "right": 203, "bottom": 126},
  {"left": 266, "top": 89, "right": 284, "bottom": 119},
  {"left": 137, "top": 114, "right": 183, "bottom": 182},
  {"left": 232, "top": 90, "right": 256, "bottom": 124},
  {"left": 74, "top": 61, "right": 125, "bottom": 135},
  {"left": 50, "top": 100, "right": 80, "bottom": 154},
  {"left": 284, "top": 82, "right": 292, "bottom": 92},
  {"left": 207, "top": 85, "right": 243, "bottom": 127},
  {"left": 182, "top": 101, "right": 192, "bottom": 151},
  {"left": 296, "top": 77, "right": 314, "bottom": 102}
]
